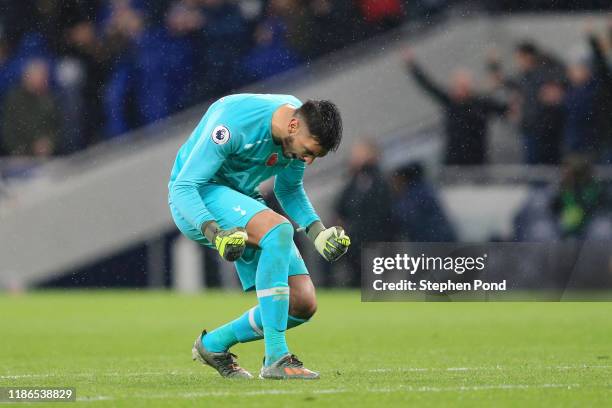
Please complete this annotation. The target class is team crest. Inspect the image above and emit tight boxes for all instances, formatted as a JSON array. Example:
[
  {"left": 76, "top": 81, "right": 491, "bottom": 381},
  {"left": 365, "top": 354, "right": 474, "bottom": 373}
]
[
  {"left": 211, "top": 125, "right": 230, "bottom": 145},
  {"left": 265, "top": 153, "right": 279, "bottom": 166}
]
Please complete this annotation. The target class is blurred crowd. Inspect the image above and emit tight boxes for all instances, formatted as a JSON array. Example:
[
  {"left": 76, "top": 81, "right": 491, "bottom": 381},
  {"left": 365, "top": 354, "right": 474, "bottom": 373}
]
[
  {"left": 0, "top": 0, "right": 426, "bottom": 159},
  {"left": 403, "top": 23, "right": 612, "bottom": 166},
  {"left": 333, "top": 139, "right": 612, "bottom": 285},
  {"left": 331, "top": 140, "right": 456, "bottom": 285},
  {"left": 1, "top": 1, "right": 610, "bottom": 162}
]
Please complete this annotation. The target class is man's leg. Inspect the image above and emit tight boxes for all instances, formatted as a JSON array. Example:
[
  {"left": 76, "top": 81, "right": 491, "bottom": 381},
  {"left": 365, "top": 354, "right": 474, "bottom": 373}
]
[
  {"left": 204, "top": 231, "right": 316, "bottom": 350},
  {"left": 198, "top": 229, "right": 320, "bottom": 377},
  {"left": 176, "top": 185, "right": 269, "bottom": 378},
  {"left": 254, "top": 220, "right": 293, "bottom": 365},
  {"left": 257, "top": 269, "right": 319, "bottom": 379},
  {"left": 177, "top": 187, "right": 318, "bottom": 377},
  {"left": 204, "top": 210, "right": 293, "bottom": 361}
]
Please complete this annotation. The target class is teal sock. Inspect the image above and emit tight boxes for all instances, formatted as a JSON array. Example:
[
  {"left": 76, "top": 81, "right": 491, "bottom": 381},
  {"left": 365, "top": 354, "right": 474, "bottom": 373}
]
[
  {"left": 228, "top": 305, "right": 309, "bottom": 344},
  {"left": 230, "top": 306, "right": 263, "bottom": 342},
  {"left": 202, "top": 322, "right": 238, "bottom": 353},
  {"left": 204, "top": 305, "right": 311, "bottom": 353},
  {"left": 287, "top": 314, "right": 308, "bottom": 329},
  {"left": 260, "top": 294, "right": 289, "bottom": 366},
  {"left": 256, "top": 223, "right": 293, "bottom": 366}
]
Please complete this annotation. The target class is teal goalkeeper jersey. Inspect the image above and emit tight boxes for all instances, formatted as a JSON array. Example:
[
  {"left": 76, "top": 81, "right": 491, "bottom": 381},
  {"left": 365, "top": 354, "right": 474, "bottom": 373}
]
[{"left": 168, "top": 93, "right": 321, "bottom": 233}]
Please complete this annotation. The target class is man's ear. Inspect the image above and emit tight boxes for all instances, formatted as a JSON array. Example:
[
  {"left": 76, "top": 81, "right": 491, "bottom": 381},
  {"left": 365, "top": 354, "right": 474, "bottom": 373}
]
[{"left": 289, "top": 117, "right": 299, "bottom": 133}]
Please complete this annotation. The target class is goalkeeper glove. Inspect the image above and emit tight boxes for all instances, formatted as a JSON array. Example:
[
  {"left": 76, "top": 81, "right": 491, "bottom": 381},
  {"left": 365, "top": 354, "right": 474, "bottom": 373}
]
[
  {"left": 306, "top": 221, "right": 351, "bottom": 262},
  {"left": 202, "top": 221, "right": 248, "bottom": 262}
]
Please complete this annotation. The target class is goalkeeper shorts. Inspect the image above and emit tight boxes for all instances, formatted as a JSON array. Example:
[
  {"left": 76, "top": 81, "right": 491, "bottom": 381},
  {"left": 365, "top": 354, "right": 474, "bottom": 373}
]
[{"left": 168, "top": 183, "right": 308, "bottom": 291}]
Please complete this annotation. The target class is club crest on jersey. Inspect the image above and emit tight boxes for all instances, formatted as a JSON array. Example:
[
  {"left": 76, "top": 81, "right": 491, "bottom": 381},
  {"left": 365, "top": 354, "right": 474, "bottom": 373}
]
[
  {"left": 265, "top": 153, "right": 279, "bottom": 166},
  {"left": 211, "top": 125, "right": 230, "bottom": 145}
]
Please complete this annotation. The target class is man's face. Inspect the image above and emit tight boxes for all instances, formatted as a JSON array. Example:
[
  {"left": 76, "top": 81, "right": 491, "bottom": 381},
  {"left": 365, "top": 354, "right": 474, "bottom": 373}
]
[
  {"left": 568, "top": 63, "right": 590, "bottom": 86},
  {"left": 23, "top": 60, "right": 49, "bottom": 94},
  {"left": 281, "top": 118, "right": 326, "bottom": 165},
  {"left": 450, "top": 69, "right": 473, "bottom": 101},
  {"left": 514, "top": 51, "right": 535, "bottom": 72}
]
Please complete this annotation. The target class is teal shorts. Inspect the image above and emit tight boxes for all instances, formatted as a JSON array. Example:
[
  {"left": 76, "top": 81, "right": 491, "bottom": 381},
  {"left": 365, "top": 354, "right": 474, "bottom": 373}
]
[{"left": 168, "top": 183, "right": 308, "bottom": 291}]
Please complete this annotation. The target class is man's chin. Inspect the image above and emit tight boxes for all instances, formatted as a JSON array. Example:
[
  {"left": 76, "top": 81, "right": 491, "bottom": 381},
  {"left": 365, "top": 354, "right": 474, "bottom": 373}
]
[{"left": 281, "top": 150, "right": 296, "bottom": 159}]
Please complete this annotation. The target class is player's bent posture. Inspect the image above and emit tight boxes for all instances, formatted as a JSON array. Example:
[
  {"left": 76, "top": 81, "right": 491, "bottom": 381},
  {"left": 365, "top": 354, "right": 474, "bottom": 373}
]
[{"left": 168, "top": 94, "right": 350, "bottom": 380}]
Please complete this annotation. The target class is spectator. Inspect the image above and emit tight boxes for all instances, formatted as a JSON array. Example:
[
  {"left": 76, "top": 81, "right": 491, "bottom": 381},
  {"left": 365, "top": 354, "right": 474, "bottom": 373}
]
[
  {"left": 498, "top": 41, "right": 567, "bottom": 164},
  {"left": 561, "top": 23, "right": 612, "bottom": 157},
  {"left": 588, "top": 24, "right": 612, "bottom": 163},
  {"left": 287, "top": 0, "right": 364, "bottom": 60},
  {"left": 0, "top": 30, "right": 55, "bottom": 156},
  {"left": 2, "top": 59, "right": 61, "bottom": 157},
  {"left": 164, "top": 0, "right": 203, "bottom": 110},
  {"left": 101, "top": 0, "right": 147, "bottom": 138},
  {"left": 32, "top": 1, "right": 109, "bottom": 152},
  {"left": 263, "top": 0, "right": 311, "bottom": 61},
  {"left": 107, "top": 0, "right": 202, "bottom": 130},
  {"left": 563, "top": 46, "right": 598, "bottom": 155},
  {"left": 309, "top": 0, "right": 364, "bottom": 55},
  {"left": 240, "top": 17, "right": 300, "bottom": 82},
  {"left": 391, "top": 162, "right": 457, "bottom": 242},
  {"left": 335, "top": 140, "right": 394, "bottom": 286},
  {"left": 513, "top": 186, "right": 560, "bottom": 242},
  {"left": 197, "top": 0, "right": 249, "bottom": 99},
  {"left": 403, "top": 47, "right": 509, "bottom": 165},
  {"left": 484, "top": 48, "right": 522, "bottom": 163},
  {"left": 58, "top": 20, "right": 109, "bottom": 152},
  {"left": 551, "top": 154, "right": 611, "bottom": 239}
]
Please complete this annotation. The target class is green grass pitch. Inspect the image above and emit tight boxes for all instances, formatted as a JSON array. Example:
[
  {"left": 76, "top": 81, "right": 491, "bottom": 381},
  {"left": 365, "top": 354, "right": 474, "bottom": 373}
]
[{"left": 1, "top": 290, "right": 611, "bottom": 407}]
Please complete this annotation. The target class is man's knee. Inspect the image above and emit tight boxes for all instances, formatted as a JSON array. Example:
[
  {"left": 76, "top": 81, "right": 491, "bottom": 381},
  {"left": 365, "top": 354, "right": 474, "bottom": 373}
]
[
  {"left": 290, "top": 294, "right": 317, "bottom": 320},
  {"left": 246, "top": 210, "right": 292, "bottom": 247},
  {"left": 259, "top": 222, "right": 294, "bottom": 251},
  {"left": 289, "top": 276, "right": 317, "bottom": 319}
]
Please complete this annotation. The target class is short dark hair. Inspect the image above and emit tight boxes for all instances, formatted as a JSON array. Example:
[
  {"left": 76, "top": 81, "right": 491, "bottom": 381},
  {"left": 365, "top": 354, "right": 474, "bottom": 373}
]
[
  {"left": 295, "top": 100, "right": 343, "bottom": 153},
  {"left": 395, "top": 162, "right": 424, "bottom": 184},
  {"left": 515, "top": 41, "right": 538, "bottom": 57}
]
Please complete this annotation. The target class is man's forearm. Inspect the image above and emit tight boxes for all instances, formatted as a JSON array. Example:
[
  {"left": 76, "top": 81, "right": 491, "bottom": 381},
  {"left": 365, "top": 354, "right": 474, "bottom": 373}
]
[{"left": 274, "top": 185, "right": 320, "bottom": 229}]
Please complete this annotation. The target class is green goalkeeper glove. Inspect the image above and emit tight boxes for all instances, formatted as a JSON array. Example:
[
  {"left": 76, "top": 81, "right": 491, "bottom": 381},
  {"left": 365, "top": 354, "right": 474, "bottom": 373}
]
[
  {"left": 306, "top": 221, "right": 351, "bottom": 262},
  {"left": 202, "top": 221, "right": 248, "bottom": 262}
]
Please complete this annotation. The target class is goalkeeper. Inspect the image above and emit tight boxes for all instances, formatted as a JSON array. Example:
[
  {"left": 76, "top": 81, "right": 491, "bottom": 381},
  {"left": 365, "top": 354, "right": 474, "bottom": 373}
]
[{"left": 168, "top": 94, "right": 350, "bottom": 380}]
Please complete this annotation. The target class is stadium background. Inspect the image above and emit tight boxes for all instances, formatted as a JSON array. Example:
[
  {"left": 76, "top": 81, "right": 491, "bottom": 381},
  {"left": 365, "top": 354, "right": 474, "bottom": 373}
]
[{"left": 1, "top": 1, "right": 612, "bottom": 406}]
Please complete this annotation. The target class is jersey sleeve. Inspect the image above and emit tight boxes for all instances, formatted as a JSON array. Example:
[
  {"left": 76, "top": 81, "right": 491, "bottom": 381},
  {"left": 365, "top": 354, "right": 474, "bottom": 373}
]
[
  {"left": 169, "top": 123, "right": 239, "bottom": 232},
  {"left": 273, "top": 160, "right": 321, "bottom": 229}
]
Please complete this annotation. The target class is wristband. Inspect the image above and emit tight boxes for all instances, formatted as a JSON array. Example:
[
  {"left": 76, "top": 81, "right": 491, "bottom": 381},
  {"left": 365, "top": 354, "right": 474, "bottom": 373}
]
[
  {"left": 202, "top": 220, "right": 220, "bottom": 243},
  {"left": 306, "top": 221, "right": 325, "bottom": 242}
]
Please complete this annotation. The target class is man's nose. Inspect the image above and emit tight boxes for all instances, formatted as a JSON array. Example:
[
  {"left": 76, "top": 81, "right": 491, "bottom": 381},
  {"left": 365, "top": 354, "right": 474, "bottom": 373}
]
[{"left": 302, "top": 156, "right": 315, "bottom": 165}]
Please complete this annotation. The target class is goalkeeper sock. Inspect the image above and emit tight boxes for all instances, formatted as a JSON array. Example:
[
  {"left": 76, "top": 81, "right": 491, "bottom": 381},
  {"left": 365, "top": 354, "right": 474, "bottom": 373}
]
[
  {"left": 230, "top": 306, "right": 263, "bottom": 343},
  {"left": 202, "top": 312, "right": 305, "bottom": 353},
  {"left": 203, "top": 312, "right": 307, "bottom": 352},
  {"left": 203, "top": 307, "right": 309, "bottom": 352},
  {"left": 227, "top": 306, "right": 309, "bottom": 345},
  {"left": 287, "top": 314, "right": 309, "bottom": 328},
  {"left": 256, "top": 222, "right": 293, "bottom": 366},
  {"left": 202, "top": 322, "right": 238, "bottom": 353}
]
